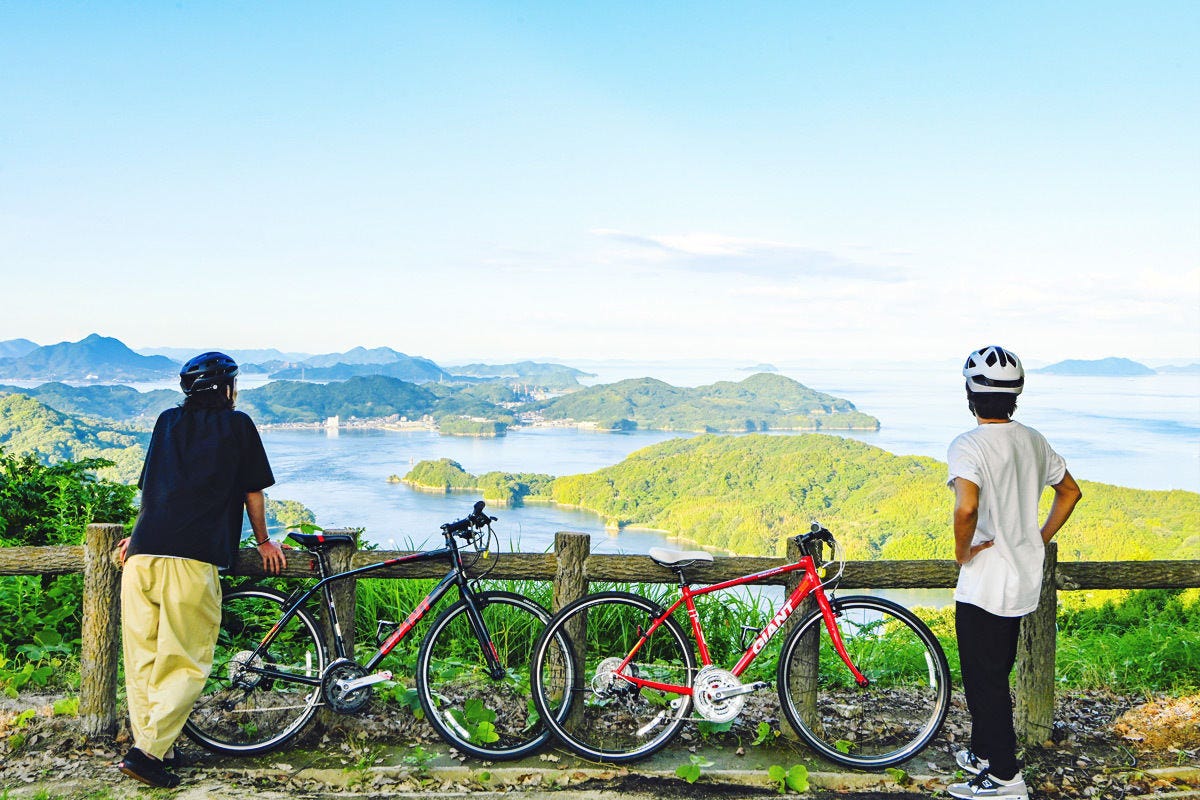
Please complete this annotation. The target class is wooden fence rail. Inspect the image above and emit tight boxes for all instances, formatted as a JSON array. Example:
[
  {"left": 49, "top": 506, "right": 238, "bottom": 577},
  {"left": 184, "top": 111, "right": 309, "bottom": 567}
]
[{"left": 1, "top": 523, "right": 1197, "bottom": 750}]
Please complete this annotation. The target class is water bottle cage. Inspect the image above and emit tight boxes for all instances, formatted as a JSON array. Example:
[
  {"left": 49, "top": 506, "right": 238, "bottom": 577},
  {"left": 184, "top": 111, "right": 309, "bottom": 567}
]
[
  {"left": 375, "top": 619, "right": 399, "bottom": 646},
  {"left": 738, "top": 624, "right": 761, "bottom": 651}
]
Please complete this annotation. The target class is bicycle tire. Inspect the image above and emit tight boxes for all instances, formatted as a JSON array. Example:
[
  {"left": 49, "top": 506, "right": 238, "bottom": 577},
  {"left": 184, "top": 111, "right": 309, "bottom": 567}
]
[
  {"left": 416, "top": 590, "right": 573, "bottom": 760},
  {"left": 183, "top": 586, "right": 327, "bottom": 755},
  {"left": 530, "top": 591, "right": 695, "bottom": 763},
  {"left": 777, "top": 595, "right": 950, "bottom": 769}
]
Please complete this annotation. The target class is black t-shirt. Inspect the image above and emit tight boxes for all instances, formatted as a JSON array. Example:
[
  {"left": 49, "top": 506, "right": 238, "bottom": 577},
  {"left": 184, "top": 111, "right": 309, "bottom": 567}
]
[{"left": 128, "top": 406, "right": 275, "bottom": 569}]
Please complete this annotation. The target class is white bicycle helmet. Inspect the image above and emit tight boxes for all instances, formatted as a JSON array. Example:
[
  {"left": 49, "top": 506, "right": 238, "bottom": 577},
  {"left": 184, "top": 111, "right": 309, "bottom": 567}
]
[{"left": 963, "top": 346, "right": 1024, "bottom": 394}]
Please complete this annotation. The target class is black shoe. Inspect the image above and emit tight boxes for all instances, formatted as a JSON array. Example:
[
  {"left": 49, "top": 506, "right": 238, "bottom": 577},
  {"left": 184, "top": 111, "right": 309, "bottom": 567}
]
[{"left": 118, "top": 747, "right": 181, "bottom": 789}]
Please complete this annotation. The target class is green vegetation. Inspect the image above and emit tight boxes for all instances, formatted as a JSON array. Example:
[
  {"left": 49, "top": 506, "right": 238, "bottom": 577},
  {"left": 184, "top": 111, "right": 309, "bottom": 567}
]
[
  {"left": 0, "top": 394, "right": 146, "bottom": 483},
  {"left": 402, "top": 459, "right": 553, "bottom": 506},
  {"left": 0, "top": 449, "right": 136, "bottom": 694},
  {"left": 436, "top": 417, "right": 509, "bottom": 437},
  {"left": 262, "top": 496, "right": 317, "bottom": 534},
  {"left": 0, "top": 382, "right": 176, "bottom": 423},
  {"left": 536, "top": 373, "right": 879, "bottom": 433},
  {"left": 402, "top": 458, "right": 477, "bottom": 492},
  {"left": 0, "top": 371, "right": 880, "bottom": 438},
  {"left": 1055, "top": 589, "right": 1200, "bottom": 693},
  {"left": 238, "top": 375, "right": 439, "bottom": 423},
  {"left": 548, "top": 434, "right": 1199, "bottom": 560}
]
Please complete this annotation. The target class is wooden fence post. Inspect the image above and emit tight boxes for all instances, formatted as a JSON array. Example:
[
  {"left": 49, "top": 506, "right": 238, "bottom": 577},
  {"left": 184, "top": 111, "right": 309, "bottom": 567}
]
[
  {"left": 783, "top": 535, "right": 820, "bottom": 734},
  {"left": 554, "top": 531, "right": 590, "bottom": 725},
  {"left": 553, "top": 532, "right": 590, "bottom": 613},
  {"left": 1016, "top": 541, "right": 1058, "bottom": 745},
  {"left": 325, "top": 529, "right": 360, "bottom": 657},
  {"left": 80, "top": 523, "right": 125, "bottom": 739}
]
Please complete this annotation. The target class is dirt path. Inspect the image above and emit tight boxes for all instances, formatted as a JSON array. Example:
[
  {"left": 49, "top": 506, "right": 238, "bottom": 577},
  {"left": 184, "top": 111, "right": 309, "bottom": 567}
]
[{"left": 2, "top": 691, "right": 1197, "bottom": 799}]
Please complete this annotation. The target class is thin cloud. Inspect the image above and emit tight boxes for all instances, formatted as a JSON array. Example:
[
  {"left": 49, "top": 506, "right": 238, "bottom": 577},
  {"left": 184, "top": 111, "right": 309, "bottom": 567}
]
[{"left": 592, "top": 229, "right": 906, "bottom": 283}]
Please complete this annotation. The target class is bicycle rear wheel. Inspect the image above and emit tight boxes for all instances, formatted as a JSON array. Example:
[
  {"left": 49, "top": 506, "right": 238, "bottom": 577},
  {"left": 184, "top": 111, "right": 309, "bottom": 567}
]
[
  {"left": 530, "top": 591, "right": 695, "bottom": 763},
  {"left": 417, "top": 590, "right": 572, "bottom": 760},
  {"left": 183, "top": 587, "right": 326, "bottom": 755},
  {"left": 777, "top": 595, "right": 950, "bottom": 769}
]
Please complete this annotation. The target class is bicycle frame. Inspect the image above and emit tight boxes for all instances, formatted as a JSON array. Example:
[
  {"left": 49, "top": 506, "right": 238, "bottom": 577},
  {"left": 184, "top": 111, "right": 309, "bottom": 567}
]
[
  {"left": 615, "top": 553, "right": 869, "bottom": 695},
  {"left": 241, "top": 532, "right": 504, "bottom": 688}
]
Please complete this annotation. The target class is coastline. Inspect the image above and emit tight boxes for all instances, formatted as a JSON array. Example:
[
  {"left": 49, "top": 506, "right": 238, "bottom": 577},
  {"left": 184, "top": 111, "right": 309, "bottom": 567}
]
[{"left": 260, "top": 417, "right": 879, "bottom": 435}]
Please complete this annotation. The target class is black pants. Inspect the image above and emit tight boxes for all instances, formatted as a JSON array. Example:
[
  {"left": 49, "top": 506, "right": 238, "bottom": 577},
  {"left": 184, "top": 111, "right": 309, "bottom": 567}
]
[{"left": 956, "top": 601, "right": 1023, "bottom": 780}]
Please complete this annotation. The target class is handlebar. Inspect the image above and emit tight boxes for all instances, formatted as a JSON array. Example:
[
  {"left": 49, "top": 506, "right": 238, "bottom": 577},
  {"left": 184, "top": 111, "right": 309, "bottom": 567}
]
[
  {"left": 441, "top": 500, "right": 498, "bottom": 538},
  {"left": 794, "top": 522, "right": 835, "bottom": 556}
]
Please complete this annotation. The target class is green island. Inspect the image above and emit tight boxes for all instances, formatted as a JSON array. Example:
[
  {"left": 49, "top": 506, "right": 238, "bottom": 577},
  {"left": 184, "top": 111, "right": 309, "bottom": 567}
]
[
  {"left": 533, "top": 373, "right": 879, "bottom": 432},
  {"left": 398, "top": 457, "right": 553, "bottom": 505},
  {"left": 405, "top": 434, "right": 1199, "bottom": 562}
]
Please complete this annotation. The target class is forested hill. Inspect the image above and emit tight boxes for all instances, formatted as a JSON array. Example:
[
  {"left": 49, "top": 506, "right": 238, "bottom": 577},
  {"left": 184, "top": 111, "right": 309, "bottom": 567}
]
[
  {"left": 0, "top": 394, "right": 146, "bottom": 482},
  {"left": 536, "top": 373, "right": 879, "bottom": 432},
  {"left": 0, "top": 382, "right": 177, "bottom": 424},
  {"left": 547, "top": 434, "right": 1199, "bottom": 562}
]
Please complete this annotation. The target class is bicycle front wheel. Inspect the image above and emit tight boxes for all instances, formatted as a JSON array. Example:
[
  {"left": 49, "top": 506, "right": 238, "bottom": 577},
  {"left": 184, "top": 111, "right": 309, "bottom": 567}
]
[
  {"left": 777, "top": 595, "right": 950, "bottom": 769},
  {"left": 417, "top": 590, "right": 572, "bottom": 760},
  {"left": 530, "top": 591, "right": 695, "bottom": 763},
  {"left": 183, "top": 587, "right": 327, "bottom": 755}
]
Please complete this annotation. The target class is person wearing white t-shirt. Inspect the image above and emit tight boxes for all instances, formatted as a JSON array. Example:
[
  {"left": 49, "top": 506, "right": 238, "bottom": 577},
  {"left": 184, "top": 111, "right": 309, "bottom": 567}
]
[{"left": 945, "top": 346, "right": 1082, "bottom": 800}]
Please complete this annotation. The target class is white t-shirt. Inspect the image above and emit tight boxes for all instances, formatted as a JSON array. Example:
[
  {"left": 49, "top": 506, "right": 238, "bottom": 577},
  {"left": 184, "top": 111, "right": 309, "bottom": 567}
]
[{"left": 947, "top": 420, "right": 1067, "bottom": 617}]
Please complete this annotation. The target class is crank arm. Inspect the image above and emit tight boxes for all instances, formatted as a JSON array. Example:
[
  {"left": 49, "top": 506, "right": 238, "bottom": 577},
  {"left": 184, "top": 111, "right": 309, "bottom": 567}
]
[
  {"left": 338, "top": 671, "right": 393, "bottom": 692},
  {"left": 709, "top": 681, "right": 769, "bottom": 701}
]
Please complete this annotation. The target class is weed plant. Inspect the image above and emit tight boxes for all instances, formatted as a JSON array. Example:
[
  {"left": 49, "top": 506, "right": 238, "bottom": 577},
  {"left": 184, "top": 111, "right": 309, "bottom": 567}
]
[{"left": 1055, "top": 589, "right": 1199, "bottom": 694}]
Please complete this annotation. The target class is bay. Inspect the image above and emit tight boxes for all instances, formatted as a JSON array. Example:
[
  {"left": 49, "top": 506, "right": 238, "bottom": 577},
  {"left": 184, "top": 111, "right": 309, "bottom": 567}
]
[{"left": 253, "top": 360, "right": 1196, "bottom": 616}]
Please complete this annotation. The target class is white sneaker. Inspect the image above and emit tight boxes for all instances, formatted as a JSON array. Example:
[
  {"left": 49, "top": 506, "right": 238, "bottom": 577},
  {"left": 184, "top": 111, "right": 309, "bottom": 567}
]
[
  {"left": 947, "top": 770, "right": 1028, "bottom": 799},
  {"left": 955, "top": 749, "right": 990, "bottom": 775}
]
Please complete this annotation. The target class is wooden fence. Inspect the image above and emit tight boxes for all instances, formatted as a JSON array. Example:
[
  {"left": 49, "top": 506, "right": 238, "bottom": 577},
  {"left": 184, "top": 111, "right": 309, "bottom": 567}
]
[{"left": 2, "top": 523, "right": 1197, "bottom": 750}]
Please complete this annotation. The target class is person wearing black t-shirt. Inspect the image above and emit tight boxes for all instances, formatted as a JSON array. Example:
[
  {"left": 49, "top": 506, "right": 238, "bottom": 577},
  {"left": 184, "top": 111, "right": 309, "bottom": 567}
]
[{"left": 117, "top": 352, "right": 286, "bottom": 789}]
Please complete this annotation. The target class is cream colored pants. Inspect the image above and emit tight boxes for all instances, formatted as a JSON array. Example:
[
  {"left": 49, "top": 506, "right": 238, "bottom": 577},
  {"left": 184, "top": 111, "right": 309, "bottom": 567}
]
[{"left": 121, "top": 555, "right": 221, "bottom": 760}]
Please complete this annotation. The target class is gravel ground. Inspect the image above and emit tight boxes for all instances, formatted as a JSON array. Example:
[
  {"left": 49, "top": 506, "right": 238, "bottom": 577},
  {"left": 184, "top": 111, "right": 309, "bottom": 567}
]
[{"left": 1, "top": 690, "right": 1196, "bottom": 799}]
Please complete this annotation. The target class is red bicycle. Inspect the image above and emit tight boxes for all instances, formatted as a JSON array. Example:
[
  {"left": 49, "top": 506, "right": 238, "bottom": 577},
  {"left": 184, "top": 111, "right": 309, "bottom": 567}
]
[{"left": 529, "top": 523, "right": 950, "bottom": 769}]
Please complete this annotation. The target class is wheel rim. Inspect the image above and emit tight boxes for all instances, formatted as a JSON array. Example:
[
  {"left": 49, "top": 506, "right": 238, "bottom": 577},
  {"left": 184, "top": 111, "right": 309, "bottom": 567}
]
[
  {"left": 779, "top": 598, "right": 949, "bottom": 768},
  {"left": 534, "top": 595, "right": 693, "bottom": 761},
  {"left": 184, "top": 590, "right": 325, "bottom": 753}
]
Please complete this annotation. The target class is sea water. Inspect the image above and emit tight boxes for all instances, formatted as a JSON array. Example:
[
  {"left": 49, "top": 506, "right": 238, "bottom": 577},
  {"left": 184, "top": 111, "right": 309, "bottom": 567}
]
[{"left": 258, "top": 360, "right": 1199, "bottom": 566}]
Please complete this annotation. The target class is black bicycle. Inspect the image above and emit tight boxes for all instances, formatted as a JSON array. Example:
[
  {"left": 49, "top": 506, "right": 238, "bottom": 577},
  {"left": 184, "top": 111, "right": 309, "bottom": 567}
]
[{"left": 183, "top": 501, "right": 575, "bottom": 760}]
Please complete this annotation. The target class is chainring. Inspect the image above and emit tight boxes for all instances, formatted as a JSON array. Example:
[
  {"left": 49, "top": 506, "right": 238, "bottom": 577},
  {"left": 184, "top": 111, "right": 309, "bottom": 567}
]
[
  {"left": 692, "top": 665, "right": 745, "bottom": 723},
  {"left": 321, "top": 658, "right": 372, "bottom": 714}
]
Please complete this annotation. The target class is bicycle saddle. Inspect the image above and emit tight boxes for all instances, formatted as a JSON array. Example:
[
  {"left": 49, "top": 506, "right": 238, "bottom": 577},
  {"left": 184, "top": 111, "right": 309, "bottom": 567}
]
[
  {"left": 648, "top": 547, "right": 715, "bottom": 570},
  {"left": 286, "top": 532, "right": 356, "bottom": 550}
]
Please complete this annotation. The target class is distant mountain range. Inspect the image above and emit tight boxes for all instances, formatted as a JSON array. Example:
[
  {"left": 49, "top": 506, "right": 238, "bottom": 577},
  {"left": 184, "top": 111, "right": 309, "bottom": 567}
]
[
  {"left": 1034, "top": 357, "right": 1158, "bottom": 377},
  {"left": 0, "top": 334, "right": 179, "bottom": 381},
  {"left": 269, "top": 349, "right": 453, "bottom": 382},
  {"left": 447, "top": 361, "right": 594, "bottom": 390},
  {"left": 0, "top": 336, "right": 572, "bottom": 388},
  {"left": 136, "top": 346, "right": 312, "bottom": 364},
  {"left": 0, "top": 338, "right": 38, "bottom": 359}
]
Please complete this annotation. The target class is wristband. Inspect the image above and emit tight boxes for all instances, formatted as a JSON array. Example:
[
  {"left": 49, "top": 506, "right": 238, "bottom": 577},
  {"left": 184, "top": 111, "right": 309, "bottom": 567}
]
[{"left": 256, "top": 539, "right": 270, "bottom": 546}]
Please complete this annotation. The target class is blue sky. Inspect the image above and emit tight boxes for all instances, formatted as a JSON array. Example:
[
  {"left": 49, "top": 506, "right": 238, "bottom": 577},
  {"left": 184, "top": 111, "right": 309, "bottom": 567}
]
[{"left": 2, "top": 2, "right": 1197, "bottom": 364}]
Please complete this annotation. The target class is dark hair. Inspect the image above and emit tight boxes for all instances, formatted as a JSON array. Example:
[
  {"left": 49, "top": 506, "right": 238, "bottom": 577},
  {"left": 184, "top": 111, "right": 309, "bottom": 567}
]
[
  {"left": 967, "top": 386, "right": 1017, "bottom": 419},
  {"left": 183, "top": 384, "right": 235, "bottom": 411}
]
